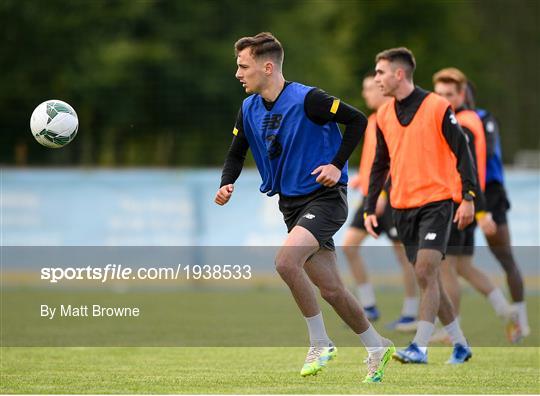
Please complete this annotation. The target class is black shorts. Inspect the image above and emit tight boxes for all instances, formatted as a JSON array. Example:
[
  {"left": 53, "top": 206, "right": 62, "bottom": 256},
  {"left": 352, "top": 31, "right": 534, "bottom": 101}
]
[
  {"left": 447, "top": 204, "right": 476, "bottom": 256},
  {"left": 485, "top": 182, "right": 510, "bottom": 225},
  {"left": 278, "top": 185, "right": 348, "bottom": 251},
  {"left": 392, "top": 199, "right": 454, "bottom": 264},
  {"left": 350, "top": 197, "right": 399, "bottom": 241}
]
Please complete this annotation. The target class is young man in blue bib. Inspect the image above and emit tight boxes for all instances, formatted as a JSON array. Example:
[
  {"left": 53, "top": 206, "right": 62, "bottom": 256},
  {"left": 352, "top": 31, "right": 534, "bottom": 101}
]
[{"left": 215, "top": 32, "right": 394, "bottom": 383}]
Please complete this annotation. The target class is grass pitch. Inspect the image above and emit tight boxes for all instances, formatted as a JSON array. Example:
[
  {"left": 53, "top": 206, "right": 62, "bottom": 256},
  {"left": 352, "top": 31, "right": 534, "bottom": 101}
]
[
  {"left": 1, "top": 287, "right": 538, "bottom": 393},
  {"left": 1, "top": 346, "right": 539, "bottom": 394}
]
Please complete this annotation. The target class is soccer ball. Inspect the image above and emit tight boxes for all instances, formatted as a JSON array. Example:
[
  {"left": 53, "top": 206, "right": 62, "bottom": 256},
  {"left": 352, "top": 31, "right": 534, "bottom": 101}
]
[{"left": 30, "top": 100, "right": 79, "bottom": 148}]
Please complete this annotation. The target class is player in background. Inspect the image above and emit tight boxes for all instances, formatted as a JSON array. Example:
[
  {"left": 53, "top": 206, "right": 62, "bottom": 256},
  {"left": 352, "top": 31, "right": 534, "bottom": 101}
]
[
  {"left": 365, "top": 47, "right": 477, "bottom": 364},
  {"left": 432, "top": 68, "right": 522, "bottom": 344},
  {"left": 465, "top": 81, "right": 530, "bottom": 339},
  {"left": 343, "top": 72, "right": 418, "bottom": 331},
  {"left": 215, "top": 32, "right": 394, "bottom": 383}
]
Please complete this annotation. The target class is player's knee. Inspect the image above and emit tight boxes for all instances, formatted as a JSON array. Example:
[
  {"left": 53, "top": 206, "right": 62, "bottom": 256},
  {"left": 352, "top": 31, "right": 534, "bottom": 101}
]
[
  {"left": 274, "top": 254, "right": 300, "bottom": 279},
  {"left": 415, "top": 262, "right": 436, "bottom": 288},
  {"left": 342, "top": 244, "right": 360, "bottom": 260}
]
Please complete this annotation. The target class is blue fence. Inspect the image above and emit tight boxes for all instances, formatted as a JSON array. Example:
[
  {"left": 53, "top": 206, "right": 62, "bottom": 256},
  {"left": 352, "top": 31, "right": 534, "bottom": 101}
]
[{"left": 2, "top": 168, "right": 538, "bottom": 247}]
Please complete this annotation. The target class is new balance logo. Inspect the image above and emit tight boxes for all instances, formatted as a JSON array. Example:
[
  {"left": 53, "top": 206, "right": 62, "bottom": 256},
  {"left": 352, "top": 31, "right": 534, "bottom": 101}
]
[
  {"left": 425, "top": 233, "right": 437, "bottom": 240},
  {"left": 262, "top": 114, "right": 283, "bottom": 132},
  {"left": 266, "top": 134, "right": 282, "bottom": 159},
  {"left": 303, "top": 213, "right": 316, "bottom": 220}
]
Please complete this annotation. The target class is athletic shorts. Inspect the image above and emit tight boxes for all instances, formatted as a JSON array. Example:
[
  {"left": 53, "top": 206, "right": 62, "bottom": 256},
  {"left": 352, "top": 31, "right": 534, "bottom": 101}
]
[
  {"left": 350, "top": 197, "right": 399, "bottom": 241},
  {"left": 391, "top": 199, "right": 454, "bottom": 264},
  {"left": 485, "top": 182, "right": 510, "bottom": 225},
  {"left": 278, "top": 184, "right": 348, "bottom": 251},
  {"left": 447, "top": 203, "right": 476, "bottom": 256}
]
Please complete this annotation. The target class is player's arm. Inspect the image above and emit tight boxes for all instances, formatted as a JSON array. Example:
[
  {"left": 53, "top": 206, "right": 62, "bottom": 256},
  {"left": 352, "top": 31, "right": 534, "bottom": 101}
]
[
  {"left": 462, "top": 126, "right": 496, "bottom": 235},
  {"left": 363, "top": 126, "right": 390, "bottom": 238},
  {"left": 375, "top": 178, "right": 391, "bottom": 217},
  {"left": 215, "top": 108, "right": 250, "bottom": 206},
  {"left": 304, "top": 88, "right": 368, "bottom": 187},
  {"left": 441, "top": 108, "right": 477, "bottom": 229},
  {"left": 483, "top": 112, "right": 499, "bottom": 158}
]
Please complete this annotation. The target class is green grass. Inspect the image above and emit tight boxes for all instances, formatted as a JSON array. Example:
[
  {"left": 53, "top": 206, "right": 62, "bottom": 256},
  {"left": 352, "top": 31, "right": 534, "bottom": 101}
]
[
  {"left": 1, "top": 287, "right": 539, "bottom": 393},
  {"left": 1, "top": 347, "right": 539, "bottom": 394},
  {"left": 3, "top": 288, "right": 538, "bottom": 347}
]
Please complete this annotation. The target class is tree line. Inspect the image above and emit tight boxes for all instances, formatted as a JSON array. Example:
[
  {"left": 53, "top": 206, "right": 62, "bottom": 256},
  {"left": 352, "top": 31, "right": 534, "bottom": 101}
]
[{"left": 1, "top": 0, "right": 538, "bottom": 166}]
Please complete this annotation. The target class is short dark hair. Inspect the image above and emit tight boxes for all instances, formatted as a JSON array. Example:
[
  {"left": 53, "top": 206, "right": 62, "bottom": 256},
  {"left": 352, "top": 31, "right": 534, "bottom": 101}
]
[
  {"left": 363, "top": 70, "right": 376, "bottom": 80},
  {"left": 234, "top": 32, "right": 284, "bottom": 66},
  {"left": 375, "top": 47, "right": 416, "bottom": 80}
]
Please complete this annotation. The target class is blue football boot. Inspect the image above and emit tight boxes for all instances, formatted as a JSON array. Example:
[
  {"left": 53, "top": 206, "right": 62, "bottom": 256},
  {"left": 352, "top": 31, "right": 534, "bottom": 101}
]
[
  {"left": 392, "top": 342, "right": 428, "bottom": 364},
  {"left": 386, "top": 315, "right": 417, "bottom": 332},
  {"left": 446, "top": 343, "right": 472, "bottom": 364},
  {"left": 364, "top": 305, "right": 380, "bottom": 322}
]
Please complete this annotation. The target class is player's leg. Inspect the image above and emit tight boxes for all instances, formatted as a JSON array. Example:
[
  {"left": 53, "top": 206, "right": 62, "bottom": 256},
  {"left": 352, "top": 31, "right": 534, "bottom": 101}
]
[
  {"left": 430, "top": 214, "right": 464, "bottom": 345},
  {"left": 305, "top": 248, "right": 394, "bottom": 383},
  {"left": 440, "top": 255, "right": 461, "bottom": 313},
  {"left": 485, "top": 224, "right": 528, "bottom": 330},
  {"left": 436, "top": 273, "right": 472, "bottom": 364},
  {"left": 393, "top": 200, "right": 470, "bottom": 363},
  {"left": 342, "top": 226, "right": 379, "bottom": 320},
  {"left": 275, "top": 225, "right": 334, "bottom": 377},
  {"left": 380, "top": 204, "right": 418, "bottom": 330},
  {"left": 430, "top": 254, "right": 460, "bottom": 345},
  {"left": 275, "top": 225, "right": 320, "bottom": 317},
  {"left": 306, "top": 248, "right": 370, "bottom": 333},
  {"left": 393, "top": 242, "right": 418, "bottom": 303},
  {"left": 457, "top": 254, "right": 522, "bottom": 342},
  {"left": 485, "top": 182, "right": 529, "bottom": 335},
  {"left": 457, "top": 255, "right": 493, "bottom": 296},
  {"left": 387, "top": 242, "right": 418, "bottom": 331},
  {"left": 439, "top": 217, "right": 466, "bottom": 315},
  {"left": 393, "top": 248, "right": 441, "bottom": 363}
]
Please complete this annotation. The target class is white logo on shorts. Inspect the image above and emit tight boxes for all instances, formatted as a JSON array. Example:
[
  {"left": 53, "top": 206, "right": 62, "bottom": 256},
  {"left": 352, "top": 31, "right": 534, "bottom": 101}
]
[
  {"left": 303, "top": 213, "right": 316, "bottom": 220},
  {"left": 425, "top": 232, "right": 437, "bottom": 240}
]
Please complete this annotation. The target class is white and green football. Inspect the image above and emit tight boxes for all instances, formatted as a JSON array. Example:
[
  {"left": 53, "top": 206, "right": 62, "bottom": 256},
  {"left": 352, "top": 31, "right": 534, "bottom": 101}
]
[{"left": 30, "top": 100, "right": 78, "bottom": 148}]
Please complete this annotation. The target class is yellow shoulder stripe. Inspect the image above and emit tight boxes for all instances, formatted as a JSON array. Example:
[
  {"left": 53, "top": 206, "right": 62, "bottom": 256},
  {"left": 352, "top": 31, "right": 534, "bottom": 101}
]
[
  {"left": 232, "top": 127, "right": 238, "bottom": 136},
  {"left": 330, "top": 99, "right": 340, "bottom": 114}
]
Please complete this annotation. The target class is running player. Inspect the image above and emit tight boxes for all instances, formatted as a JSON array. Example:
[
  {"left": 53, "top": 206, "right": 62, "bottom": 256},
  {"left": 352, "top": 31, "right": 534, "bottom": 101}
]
[
  {"left": 343, "top": 72, "right": 418, "bottom": 331},
  {"left": 465, "top": 81, "right": 530, "bottom": 339},
  {"left": 215, "top": 32, "right": 394, "bottom": 383},
  {"left": 365, "top": 47, "right": 477, "bottom": 364},
  {"left": 432, "top": 67, "right": 521, "bottom": 343}
]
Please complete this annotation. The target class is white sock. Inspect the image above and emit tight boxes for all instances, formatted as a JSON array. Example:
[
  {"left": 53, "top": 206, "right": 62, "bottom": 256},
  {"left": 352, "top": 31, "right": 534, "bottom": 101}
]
[
  {"left": 305, "top": 312, "right": 331, "bottom": 347},
  {"left": 413, "top": 320, "right": 435, "bottom": 353},
  {"left": 444, "top": 319, "right": 468, "bottom": 346},
  {"left": 358, "top": 324, "right": 383, "bottom": 353},
  {"left": 357, "top": 283, "right": 376, "bottom": 308},
  {"left": 401, "top": 297, "right": 419, "bottom": 317},
  {"left": 513, "top": 301, "right": 529, "bottom": 330},
  {"left": 488, "top": 288, "right": 511, "bottom": 317}
]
